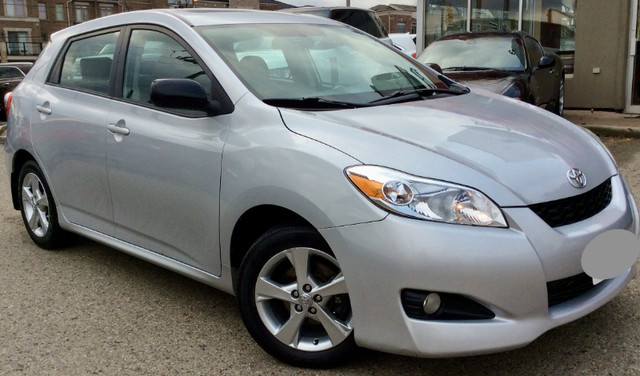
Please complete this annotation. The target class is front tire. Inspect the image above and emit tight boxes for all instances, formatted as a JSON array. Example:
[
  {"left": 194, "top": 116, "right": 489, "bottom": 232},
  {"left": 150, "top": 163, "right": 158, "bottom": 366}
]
[
  {"left": 237, "top": 226, "right": 355, "bottom": 368},
  {"left": 18, "top": 161, "right": 67, "bottom": 249}
]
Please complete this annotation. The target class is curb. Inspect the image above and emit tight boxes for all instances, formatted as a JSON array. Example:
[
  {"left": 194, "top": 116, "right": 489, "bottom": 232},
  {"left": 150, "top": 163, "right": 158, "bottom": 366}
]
[{"left": 581, "top": 125, "right": 640, "bottom": 139}]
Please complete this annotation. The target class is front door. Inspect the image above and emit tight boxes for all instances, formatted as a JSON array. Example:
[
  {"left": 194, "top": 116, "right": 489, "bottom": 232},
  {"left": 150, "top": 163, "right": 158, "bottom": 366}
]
[
  {"left": 106, "top": 27, "right": 228, "bottom": 275},
  {"left": 627, "top": 0, "right": 640, "bottom": 113}
]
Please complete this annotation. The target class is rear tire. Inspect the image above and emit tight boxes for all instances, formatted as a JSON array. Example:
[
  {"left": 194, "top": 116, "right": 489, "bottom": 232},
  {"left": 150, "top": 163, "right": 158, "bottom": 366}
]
[
  {"left": 237, "top": 226, "right": 355, "bottom": 368},
  {"left": 18, "top": 161, "right": 67, "bottom": 249}
]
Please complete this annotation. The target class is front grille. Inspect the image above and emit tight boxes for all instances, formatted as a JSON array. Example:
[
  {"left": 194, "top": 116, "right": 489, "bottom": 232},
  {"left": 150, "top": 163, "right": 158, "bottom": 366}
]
[
  {"left": 529, "top": 178, "right": 612, "bottom": 227},
  {"left": 547, "top": 273, "right": 599, "bottom": 307}
]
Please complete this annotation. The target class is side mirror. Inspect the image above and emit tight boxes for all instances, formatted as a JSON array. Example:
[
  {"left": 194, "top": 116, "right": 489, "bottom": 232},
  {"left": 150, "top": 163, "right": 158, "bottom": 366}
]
[
  {"left": 538, "top": 55, "right": 555, "bottom": 69},
  {"left": 150, "top": 78, "right": 210, "bottom": 110}
]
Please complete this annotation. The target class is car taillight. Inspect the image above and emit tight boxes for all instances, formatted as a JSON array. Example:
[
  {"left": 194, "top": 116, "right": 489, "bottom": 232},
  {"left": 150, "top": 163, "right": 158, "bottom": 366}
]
[{"left": 4, "top": 92, "right": 12, "bottom": 118}]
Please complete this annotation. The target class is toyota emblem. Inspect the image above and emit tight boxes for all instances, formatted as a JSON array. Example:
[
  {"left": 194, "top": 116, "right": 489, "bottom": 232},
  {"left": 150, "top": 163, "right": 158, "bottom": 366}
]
[{"left": 567, "top": 168, "right": 587, "bottom": 189}]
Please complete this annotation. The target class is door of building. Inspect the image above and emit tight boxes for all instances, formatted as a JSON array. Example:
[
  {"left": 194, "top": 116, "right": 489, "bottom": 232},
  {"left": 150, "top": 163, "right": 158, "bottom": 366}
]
[{"left": 627, "top": 0, "right": 640, "bottom": 113}]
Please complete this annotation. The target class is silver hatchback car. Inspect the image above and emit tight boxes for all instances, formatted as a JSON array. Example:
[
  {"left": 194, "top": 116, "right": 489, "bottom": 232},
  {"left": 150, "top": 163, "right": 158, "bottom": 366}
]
[{"left": 4, "top": 9, "right": 639, "bottom": 368}]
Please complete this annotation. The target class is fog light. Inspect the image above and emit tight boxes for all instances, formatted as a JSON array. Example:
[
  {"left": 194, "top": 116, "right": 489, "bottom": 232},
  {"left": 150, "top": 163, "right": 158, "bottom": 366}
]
[
  {"left": 423, "top": 293, "right": 441, "bottom": 314},
  {"left": 401, "top": 289, "right": 495, "bottom": 320}
]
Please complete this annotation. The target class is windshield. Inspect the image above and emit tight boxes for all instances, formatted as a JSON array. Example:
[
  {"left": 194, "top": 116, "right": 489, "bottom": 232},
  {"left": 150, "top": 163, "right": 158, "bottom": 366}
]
[
  {"left": 418, "top": 35, "right": 526, "bottom": 72},
  {"left": 199, "top": 24, "right": 453, "bottom": 107}
]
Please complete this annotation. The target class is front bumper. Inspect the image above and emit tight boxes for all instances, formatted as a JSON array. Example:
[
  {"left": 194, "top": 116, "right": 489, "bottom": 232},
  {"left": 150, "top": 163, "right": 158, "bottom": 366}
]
[{"left": 320, "top": 174, "right": 638, "bottom": 357}]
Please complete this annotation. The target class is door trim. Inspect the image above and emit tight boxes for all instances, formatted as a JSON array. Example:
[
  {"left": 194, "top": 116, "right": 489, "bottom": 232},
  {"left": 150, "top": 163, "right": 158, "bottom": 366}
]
[{"left": 626, "top": 0, "right": 640, "bottom": 113}]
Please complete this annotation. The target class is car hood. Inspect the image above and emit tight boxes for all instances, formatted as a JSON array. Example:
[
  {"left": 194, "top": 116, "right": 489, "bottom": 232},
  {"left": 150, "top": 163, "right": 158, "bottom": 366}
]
[
  {"left": 279, "top": 92, "right": 616, "bottom": 207},
  {"left": 443, "top": 70, "right": 521, "bottom": 94}
]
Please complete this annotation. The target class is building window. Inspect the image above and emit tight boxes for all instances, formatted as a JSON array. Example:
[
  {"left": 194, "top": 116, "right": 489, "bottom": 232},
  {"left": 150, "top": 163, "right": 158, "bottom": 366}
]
[
  {"left": 424, "top": 0, "right": 468, "bottom": 45},
  {"left": 75, "top": 4, "right": 89, "bottom": 22},
  {"left": 56, "top": 4, "right": 64, "bottom": 21},
  {"left": 470, "top": 0, "right": 519, "bottom": 32},
  {"left": 100, "top": 4, "right": 113, "bottom": 17},
  {"left": 397, "top": 21, "right": 406, "bottom": 33},
  {"left": 7, "top": 31, "right": 29, "bottom": 55},
  {"left": 522, "top": 0, "right": 576, "bottom": 51},
  {"left": 423, "top": 0, "right": 575, "bottom": 50},
  {"left": 39, "top": 2, "right": 47, "bottom": 19},
  {"left": 5, "top": 0, "right": 27, "bottom": 17}
]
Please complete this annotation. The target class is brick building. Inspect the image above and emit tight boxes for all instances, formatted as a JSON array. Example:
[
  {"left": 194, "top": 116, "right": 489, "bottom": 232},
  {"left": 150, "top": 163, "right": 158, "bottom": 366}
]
[
  {"left": 371, "top": 3, "right": 416, "bottom": 34},
  {"left": 1, "top": 0, "right": 290, "bottom": 62}
]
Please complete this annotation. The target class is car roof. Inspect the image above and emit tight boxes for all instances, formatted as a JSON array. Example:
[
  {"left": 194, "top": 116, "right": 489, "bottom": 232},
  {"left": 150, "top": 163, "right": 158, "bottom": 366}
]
[
  {"left": 0, "top": 62, "right": 33, "bottom": 67},
  {"left": 51, "top": 8, "right": 338, "bottom": 39},
  {"left": 283, "top": 6, "right": 373, "bottom": 12},
  {"left": 47, "top": 8, "right": 344, "bottom": 45},
  {"left": 0, "top": 62, "right": 33, "bottom": 74}
]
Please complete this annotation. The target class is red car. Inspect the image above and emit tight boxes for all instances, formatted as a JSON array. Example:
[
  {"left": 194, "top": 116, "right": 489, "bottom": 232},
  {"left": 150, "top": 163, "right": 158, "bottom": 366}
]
[
  {"left": 1, "top": 62, "right": 33, "bottom": 119},
  {"left": 417, "top": 32, "right": 564, "bottom": 115}
]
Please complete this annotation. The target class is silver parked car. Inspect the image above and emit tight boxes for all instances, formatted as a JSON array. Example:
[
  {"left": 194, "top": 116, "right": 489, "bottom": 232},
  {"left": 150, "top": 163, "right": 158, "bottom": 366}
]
[{"left": 4, "top": 9, "right": 638, "bottom": 368}]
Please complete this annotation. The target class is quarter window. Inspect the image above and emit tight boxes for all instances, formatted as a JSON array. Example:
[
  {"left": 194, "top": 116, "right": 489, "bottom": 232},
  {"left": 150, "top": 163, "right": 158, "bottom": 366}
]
[
  {"left": 122, "top": 29, "right": 211, "bottom": 112},
  {"left": 56, "top": 31, "right": 119, "bottom": 95}
]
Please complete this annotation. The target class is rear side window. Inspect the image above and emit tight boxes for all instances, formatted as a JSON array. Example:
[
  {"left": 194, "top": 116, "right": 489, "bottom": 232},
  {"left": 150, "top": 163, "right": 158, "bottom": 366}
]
[
  {"left": 56, "top": 31, "right": 120, "bottom": 95},
  {"left": 0, "top": 66, "right": 24, "bottom": 79},
  {"left": 330, "top": 9, "right": 388, "bottom": 38}
]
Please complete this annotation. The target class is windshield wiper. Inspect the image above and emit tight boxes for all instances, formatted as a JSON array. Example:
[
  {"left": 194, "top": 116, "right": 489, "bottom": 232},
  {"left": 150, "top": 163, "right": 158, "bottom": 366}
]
[
  {"left": 442, "top": 66, "right": 494, "bottom": 72},
  {"left": 369, "top": 86, "right": 468, "bottom": 105},
  {"left": 263, "top": 97, "right": 367, "bottom": 109}
]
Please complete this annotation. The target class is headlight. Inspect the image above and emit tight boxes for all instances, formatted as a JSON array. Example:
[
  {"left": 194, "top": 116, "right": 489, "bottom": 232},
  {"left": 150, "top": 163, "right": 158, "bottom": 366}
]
[{"left": 346, "top": 165, "right": 508, "bottom": 227}]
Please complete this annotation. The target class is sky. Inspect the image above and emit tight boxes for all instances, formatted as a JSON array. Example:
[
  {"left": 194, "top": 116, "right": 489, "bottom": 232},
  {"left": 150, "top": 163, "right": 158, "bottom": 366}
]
[{"left": 283, "top": 0, "right": 417, "bottom": 8}]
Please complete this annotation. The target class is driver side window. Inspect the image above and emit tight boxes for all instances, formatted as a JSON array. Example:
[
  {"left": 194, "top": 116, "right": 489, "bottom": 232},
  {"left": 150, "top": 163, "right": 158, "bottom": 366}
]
[
  {"left": 122, "top": 29, "right": 211, "bottom": 108},
  {"left": 525, "top": 37, "right": 543, "bottom": 68}
]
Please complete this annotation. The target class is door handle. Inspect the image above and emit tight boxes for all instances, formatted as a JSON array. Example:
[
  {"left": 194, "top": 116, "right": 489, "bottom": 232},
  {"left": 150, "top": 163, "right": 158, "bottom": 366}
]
[
  {"left": 107, "top": 123, "right": 130, "bottom": 136},
  {"left": 1, "top": 83, "right": 10, "bottom": 88},
  {"left": 35, "top": 105, "right": 52, "bottom": 115}
]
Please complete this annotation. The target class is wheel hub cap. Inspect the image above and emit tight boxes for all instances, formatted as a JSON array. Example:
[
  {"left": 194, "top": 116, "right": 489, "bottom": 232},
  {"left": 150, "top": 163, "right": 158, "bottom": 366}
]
[{"left": 300, "top": 293, "right": 312, "bottom": 309}]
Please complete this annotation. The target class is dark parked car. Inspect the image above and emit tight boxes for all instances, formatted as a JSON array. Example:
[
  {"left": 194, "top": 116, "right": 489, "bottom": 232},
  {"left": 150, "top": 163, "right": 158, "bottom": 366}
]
[
  {"left": 281, "top": 7, "right": 392, "bottom": 45},
  {"left": 1, "top": 62, "right": 33, "bottom": 119},
  {"left": 417, "top": 32, "right": 564, "bottom": 115}
]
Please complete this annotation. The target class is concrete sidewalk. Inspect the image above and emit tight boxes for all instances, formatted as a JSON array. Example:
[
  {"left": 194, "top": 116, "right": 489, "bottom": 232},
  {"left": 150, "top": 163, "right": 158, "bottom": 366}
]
[
  {"left": 563, "top": 110, "right": 640, "bottom": 138},
  {"left": 1, "top": 110, "right": 640, "bottom": 143}
]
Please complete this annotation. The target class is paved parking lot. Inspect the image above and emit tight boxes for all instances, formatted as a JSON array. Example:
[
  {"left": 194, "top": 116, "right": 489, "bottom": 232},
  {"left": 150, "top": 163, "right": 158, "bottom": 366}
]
[{"left": 1, "top": 137, "right": 639, "bottom": 375}]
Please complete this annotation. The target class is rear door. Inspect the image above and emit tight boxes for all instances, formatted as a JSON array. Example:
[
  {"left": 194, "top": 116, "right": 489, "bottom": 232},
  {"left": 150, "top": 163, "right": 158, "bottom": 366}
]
[
  {"left": 105, "top": 27, "right": 229, "bottom": 275},
  {"left": 30, "top": 30, "right": 121, "bottom": 235}
]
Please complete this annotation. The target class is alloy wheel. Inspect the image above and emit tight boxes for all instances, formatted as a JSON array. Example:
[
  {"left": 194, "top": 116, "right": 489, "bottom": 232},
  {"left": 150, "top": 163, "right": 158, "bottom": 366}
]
[
  {"left": 254, "top": 246, "right": 353, "bottom": 352},
  {"left": 21, "top": 172, "right": 50, "bottom": 238}
]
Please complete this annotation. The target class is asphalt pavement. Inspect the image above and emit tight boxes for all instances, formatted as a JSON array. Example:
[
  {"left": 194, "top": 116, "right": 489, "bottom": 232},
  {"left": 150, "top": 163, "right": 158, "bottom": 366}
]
[{"left": 1, "top": 113, "right": 640, "bottom": 375}]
